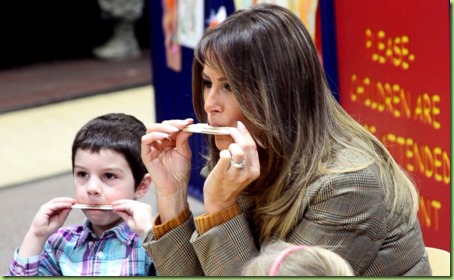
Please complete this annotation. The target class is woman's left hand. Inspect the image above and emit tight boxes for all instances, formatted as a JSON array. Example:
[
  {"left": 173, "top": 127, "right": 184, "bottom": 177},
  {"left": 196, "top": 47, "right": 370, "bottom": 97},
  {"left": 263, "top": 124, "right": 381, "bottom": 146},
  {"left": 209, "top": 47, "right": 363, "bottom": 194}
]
[{"left": 203, "top": 121, "right": 260, "bottom": 214}]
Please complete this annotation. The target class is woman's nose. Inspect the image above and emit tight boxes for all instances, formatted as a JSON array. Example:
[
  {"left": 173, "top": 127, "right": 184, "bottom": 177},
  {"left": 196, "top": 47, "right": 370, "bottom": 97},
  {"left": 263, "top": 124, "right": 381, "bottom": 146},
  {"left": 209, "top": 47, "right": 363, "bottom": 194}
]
[{"left": 204, "top": 88, "right": 221, "bottom": 113}]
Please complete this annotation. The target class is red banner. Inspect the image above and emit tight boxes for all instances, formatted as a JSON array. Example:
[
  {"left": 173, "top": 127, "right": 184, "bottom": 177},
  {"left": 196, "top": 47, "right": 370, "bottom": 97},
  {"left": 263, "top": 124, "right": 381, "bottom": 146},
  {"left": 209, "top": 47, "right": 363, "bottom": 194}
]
[{"left": 334, "top": 1, "right": 450, "bottom": 251}]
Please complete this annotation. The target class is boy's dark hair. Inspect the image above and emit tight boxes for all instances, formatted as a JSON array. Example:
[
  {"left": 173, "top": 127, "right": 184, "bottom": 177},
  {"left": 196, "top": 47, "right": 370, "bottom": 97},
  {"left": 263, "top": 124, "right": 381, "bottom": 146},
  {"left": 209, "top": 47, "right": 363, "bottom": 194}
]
[{"left": 72, "top": 113, "right": 147, "bottom": 189}]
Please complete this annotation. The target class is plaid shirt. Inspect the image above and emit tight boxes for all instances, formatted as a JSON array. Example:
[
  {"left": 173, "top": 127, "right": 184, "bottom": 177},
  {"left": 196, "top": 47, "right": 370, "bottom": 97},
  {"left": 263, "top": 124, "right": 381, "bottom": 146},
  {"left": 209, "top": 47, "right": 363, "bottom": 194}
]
[{"left": 7, "top": 221, "right": 154, "bottom": 276}]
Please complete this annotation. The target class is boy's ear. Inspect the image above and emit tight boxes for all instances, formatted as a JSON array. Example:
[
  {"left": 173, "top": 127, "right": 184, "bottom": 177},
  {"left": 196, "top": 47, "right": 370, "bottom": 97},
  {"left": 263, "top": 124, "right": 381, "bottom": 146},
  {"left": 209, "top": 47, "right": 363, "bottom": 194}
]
[{"left": 134, "top": 173, "right": 152, "bottom": 200}]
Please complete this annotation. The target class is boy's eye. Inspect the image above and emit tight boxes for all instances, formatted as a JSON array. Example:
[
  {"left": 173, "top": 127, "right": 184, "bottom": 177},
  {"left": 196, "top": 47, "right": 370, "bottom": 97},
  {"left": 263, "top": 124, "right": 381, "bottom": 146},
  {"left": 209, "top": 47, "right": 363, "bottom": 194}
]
[
  {"left": 76, "top": 171, "right": 88, "bottom": 178},
  {"left": 104, "top": 173, "right": 117, "bottom": 180}
]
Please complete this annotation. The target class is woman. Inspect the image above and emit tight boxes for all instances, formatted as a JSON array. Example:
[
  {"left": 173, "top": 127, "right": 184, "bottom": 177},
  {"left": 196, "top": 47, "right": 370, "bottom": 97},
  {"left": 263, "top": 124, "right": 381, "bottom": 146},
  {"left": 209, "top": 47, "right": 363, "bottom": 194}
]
[{"left": 139, "top": 4, "right": 431, "bottom": 276}]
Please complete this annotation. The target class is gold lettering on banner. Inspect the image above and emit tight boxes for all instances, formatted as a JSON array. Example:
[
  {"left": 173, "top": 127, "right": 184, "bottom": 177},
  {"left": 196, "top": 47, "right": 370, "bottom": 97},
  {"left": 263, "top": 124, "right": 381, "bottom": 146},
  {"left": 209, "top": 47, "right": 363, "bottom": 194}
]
[
  {"left": 349, "top": 74, "right": 442, "bottom": 130},
  {"left": 382, "top": 133, "right": 450, "bottom": 184},
  {"left": 414, "top": 93, "right": 441, "bottom": 129},
  {"left": 418, "top": 195, "right": 442, "bottom": 231},
  {"left": 365, "top": 28, "right": 415, "bottom": 69},
  {"left": 362, "top": 127, "right": 451, "bottom": 185},
  {"left": 363, "top": 130, "right": 446, "bottom": 231},
  {"left": 357, "top": 26, "right": 448, "bottom": 239}
]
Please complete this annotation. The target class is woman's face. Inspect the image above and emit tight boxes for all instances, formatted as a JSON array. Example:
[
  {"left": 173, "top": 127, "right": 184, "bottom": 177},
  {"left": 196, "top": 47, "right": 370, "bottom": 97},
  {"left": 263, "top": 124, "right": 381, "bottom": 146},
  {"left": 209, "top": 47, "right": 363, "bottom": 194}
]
[{"left": 202, "top": 64, "right": 247, "bottom": 150}]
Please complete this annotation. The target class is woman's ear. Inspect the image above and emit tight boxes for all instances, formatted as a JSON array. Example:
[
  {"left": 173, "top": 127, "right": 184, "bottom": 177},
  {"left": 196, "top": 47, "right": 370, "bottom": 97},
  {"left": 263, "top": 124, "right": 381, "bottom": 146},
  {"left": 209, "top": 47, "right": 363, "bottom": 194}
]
[{"left": 134, "top": 173, "right": 152, "bottom": 200}]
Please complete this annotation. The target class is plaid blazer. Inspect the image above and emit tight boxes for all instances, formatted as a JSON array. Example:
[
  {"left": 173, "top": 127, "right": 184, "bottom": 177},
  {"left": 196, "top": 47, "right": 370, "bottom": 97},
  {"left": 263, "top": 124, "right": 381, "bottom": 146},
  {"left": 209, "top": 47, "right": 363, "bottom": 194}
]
[{"left": 142, "top": 148, "right": 432, "bottom": 276}]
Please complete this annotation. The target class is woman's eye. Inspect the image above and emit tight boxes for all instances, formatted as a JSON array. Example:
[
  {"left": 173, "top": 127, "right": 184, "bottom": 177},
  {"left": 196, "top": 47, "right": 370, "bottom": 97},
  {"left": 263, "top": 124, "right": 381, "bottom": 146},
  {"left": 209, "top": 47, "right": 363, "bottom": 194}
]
[
  {"left": 202, "top": 79, "right": 212, "bottom": 88},
  {"left": 224, "top": 83, "right": 232, "bottom": 92}
]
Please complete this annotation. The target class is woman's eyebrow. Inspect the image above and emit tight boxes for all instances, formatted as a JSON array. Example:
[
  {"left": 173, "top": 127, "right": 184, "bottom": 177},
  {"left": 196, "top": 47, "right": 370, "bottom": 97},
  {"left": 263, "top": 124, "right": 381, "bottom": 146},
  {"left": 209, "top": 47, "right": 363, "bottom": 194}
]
[
  {"left": 202, "top": 71, "right": 227, "bottom": 82},
  {"left": 201, "top": 73, "right": 209, "bottom": 79}
]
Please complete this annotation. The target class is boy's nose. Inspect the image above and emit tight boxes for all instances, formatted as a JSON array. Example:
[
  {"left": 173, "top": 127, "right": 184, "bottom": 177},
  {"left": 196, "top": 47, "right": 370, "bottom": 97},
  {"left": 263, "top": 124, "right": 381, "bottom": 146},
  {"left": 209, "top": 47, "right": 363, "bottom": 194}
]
[{"left": 86, "top": 178, "right": 101, "bottom": 195}]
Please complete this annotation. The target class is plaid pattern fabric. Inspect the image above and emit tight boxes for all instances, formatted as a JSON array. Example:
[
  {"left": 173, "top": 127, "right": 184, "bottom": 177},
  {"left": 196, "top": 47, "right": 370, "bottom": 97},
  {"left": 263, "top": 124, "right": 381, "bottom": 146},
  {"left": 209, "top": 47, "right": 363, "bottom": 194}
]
[
  {"left": 142, "top": 149, "right": 431, "bottom": 276},
  {"left": 7, "top": 221, "right": 153, "bottom": 276},
  {"left": 289, "top": 168, "right": 431, "bottom": 276}
]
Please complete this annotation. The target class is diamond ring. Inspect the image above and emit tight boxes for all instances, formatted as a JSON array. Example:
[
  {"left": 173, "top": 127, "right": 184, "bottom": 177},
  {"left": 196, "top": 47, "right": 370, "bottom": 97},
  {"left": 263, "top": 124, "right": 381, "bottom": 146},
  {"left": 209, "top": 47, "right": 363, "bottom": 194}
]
[{"left": 230, "top": 159, "right": 246, "bottom": 169}]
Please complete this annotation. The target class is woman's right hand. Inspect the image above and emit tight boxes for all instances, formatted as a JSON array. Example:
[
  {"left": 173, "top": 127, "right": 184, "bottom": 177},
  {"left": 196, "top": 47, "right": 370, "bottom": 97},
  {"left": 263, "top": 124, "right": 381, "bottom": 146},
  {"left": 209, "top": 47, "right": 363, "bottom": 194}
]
[{"left": 141, "top": 119, "right": 193, "bottom": 222}]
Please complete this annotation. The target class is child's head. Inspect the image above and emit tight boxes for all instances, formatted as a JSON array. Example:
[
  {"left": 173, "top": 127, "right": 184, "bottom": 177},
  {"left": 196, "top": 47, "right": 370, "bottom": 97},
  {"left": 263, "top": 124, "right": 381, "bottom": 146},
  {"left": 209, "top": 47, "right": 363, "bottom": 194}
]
[
  {"left": 242, "top": 240, "right": 354, "bottom": 276},
  {"left": 71, "top": 113, "right": 151, "bottom": 234},
  {"left": 72, "top": 113, "right": 148, "bottom": 189}
]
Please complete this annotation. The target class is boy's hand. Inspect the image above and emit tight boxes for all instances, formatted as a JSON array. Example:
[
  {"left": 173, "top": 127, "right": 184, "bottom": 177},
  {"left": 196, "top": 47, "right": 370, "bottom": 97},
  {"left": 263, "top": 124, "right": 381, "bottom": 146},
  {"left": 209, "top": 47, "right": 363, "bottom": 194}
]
[
  {"left": 19, "top": 197, "right": 76, "bottom": 258},
  {"left": 112, "top": 199, "right": 154, "bottom": 239}
]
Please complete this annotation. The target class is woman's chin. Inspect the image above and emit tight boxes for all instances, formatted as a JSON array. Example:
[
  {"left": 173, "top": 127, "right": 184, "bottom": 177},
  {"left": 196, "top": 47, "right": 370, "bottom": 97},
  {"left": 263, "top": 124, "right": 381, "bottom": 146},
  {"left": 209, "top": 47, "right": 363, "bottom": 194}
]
[{"left": 214, "top": 135, "right": 234, "bottom": 150}]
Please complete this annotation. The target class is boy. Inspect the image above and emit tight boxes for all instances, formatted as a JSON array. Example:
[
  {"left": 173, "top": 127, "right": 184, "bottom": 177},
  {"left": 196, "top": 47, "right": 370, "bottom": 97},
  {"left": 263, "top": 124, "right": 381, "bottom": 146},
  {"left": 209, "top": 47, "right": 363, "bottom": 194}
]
[{"left": 6, "top": 113, "right": 155, "bottom": 276}]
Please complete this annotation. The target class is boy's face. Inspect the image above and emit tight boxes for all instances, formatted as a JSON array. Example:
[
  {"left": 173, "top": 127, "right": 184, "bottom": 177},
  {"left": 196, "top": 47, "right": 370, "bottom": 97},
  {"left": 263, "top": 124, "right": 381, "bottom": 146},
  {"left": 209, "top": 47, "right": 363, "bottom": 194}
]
[{"left": 73, "top": 148, "right": 138, "bottom": 236}]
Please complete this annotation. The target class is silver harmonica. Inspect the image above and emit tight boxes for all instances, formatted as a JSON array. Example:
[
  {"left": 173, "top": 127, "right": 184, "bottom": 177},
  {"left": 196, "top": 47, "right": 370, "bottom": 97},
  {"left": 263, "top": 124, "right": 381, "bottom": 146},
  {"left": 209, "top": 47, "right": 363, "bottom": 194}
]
[{"left": 182, "top": 123, "right": 232, "bottom": 135}]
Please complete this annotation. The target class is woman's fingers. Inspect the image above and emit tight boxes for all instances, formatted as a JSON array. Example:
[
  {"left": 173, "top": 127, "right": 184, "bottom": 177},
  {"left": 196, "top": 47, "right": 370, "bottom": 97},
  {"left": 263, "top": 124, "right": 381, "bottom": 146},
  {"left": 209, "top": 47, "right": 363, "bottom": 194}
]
[
  {"left": 227, "top": 121, "right": 260, "bottom": 175},
  {"left": 227, "top": 143, "right": 245, "bottom": 167},
  {"left": 141, "top": 119, "right": 194, "bottom": 162},
  {"left": 139, "top": 119, "right": 193, "bottom": 221},
  {"left": 203, "top": 121, "right": 261, "bottom": 213}
]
